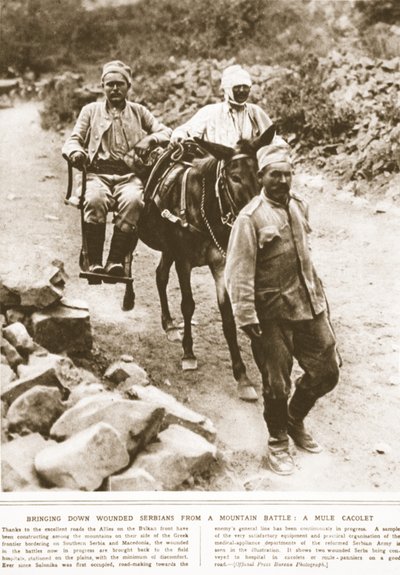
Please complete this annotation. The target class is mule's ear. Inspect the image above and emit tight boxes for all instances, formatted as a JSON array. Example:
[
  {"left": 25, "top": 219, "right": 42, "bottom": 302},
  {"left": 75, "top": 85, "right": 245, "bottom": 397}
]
[
  {"left": 193, "top": 137, "right": 234, "bottom": 161},
  {"left": 250, "top": 124, "right": 276, "bottom": 151}
]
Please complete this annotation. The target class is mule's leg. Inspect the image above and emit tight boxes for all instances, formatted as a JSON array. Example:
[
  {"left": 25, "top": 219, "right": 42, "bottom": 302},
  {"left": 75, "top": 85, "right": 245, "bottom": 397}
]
[
  {"left": 175, "top": 258, "right": 197, "bottom": 370},
  {"left": 209, "top": 259, "right": 258, "bottom": 402},
  {"left": 156, "top": 252, "right": 181, "bottom": 342}
]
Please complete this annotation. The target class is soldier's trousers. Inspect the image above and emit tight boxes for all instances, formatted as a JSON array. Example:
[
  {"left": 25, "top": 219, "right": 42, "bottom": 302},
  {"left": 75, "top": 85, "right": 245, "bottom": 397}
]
[
  {"left": 83, "top": 173, "right": 144, "bottom": 233},
  {"left": 251, "top": 310, "right": 340, "bottom": 403}
]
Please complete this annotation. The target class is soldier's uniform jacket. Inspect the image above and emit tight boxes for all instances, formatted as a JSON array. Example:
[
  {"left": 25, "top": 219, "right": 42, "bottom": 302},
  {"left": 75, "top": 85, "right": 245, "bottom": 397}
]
[
  {"left": 225, "top": 191, "right": 327, "bottom": 328},
  {"left": 62, "top": 100, "right": 171, "bottom": 165}
]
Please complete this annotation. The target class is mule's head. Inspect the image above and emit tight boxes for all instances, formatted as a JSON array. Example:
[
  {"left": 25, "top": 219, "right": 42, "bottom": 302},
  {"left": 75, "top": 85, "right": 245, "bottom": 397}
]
[{"left": 194, "top": 124, "right": 276, "bottom": 215}]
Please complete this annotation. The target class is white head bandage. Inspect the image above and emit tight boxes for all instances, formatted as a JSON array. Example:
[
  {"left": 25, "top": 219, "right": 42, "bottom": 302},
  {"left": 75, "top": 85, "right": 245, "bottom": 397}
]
[{"left": 221, "top": 65, "right": 252, "bottom": 106}]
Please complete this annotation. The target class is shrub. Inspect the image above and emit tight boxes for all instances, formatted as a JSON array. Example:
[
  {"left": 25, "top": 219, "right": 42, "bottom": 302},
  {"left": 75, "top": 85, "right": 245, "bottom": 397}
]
[
  {"left": 355, "top": 0, "right": 400, "bottom": 27},
  {"left": 264, "top": 56, "right": 356, "bottom": 148},
  {"left": 0, "top": 0, "right": 336, "bottom": 76}
]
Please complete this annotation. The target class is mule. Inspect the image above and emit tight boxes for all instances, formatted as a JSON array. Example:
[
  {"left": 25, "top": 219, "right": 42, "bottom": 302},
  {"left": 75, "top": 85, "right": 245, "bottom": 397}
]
[{"left": 132, "top": 125, "right": 275, "bottom": 400}]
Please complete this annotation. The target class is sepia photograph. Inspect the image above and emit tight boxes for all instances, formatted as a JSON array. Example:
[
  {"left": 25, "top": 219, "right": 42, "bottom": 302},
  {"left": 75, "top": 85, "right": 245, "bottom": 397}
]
[{"left": 0, "top": 0, "right": 399, "bottom": 572}]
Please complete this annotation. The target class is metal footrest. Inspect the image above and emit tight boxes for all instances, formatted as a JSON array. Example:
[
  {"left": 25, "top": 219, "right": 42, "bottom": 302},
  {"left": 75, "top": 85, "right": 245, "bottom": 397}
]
[{"left": 79, "top": 271, "right": 133, "bottom": 285}]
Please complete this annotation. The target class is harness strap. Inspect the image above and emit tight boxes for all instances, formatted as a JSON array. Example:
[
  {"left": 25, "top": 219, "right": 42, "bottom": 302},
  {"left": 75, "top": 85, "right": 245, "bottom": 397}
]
[{"left": 179, "top": 168, "right": 190, "bottom": 228}]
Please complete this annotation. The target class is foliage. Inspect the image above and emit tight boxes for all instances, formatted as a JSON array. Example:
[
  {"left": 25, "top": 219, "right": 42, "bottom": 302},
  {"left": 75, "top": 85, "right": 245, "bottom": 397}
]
[
  {"left": 0, "top": 0, "right": 112, "bottom": 74},
  {"left": 0, "top": 0, "right": 335, "bottom": 75},
  {"left": 264, "top": 56, "right": 356, "bottom": 148},
  {"left": 355, "top": 0, "right": 400, "bottom": 27},
  {"left": 40, "top": 77, "right": 80, "bottom": 130}
]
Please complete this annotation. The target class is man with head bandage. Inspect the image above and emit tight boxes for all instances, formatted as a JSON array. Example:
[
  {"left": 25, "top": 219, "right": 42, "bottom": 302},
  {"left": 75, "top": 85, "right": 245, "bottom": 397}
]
[
  {"left": 225, "top": 143, "right": 340, "bottom": 476},
  {"left": 62, "top": 60, "right": 171, "bottom": 277},
  {"left": 171, "top": 64, "right": 282, "bottom": 147}
]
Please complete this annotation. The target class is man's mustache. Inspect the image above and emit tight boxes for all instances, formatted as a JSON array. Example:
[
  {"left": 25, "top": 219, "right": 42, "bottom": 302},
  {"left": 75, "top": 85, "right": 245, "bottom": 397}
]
[{"left": 276, "top": 183, "right": 290, "bottom": 192}]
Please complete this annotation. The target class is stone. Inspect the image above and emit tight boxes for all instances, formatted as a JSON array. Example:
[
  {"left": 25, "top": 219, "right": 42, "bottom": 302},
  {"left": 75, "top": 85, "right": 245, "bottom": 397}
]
[
  {"left": 48, "top": 260, "right": 69, "bottom": 288},
  {"left": 2, "top": 433, "right": 57, "bottom": 491},
  {"left": 51, "top": 396, "right": 165, "bottom": 456},
  {"left": 17, "top": 281, "right": 63, "bottom": 309},
  {"left": 5, "top": 308, "right": 26, "bottom": 325},
  {"left": 18, "top": 351, "right": 98, "bottom": 391},
  {"left": 1, "top": 362, "right": 67, "bottom": 405},
  {"left": 1, "top": 399, "right": 9, "bottom": 443},
  {"left": 0, "top": 280, "right": 20, "bottom": 307},
  {"left": 125, "top": 384, "right": 216, "bottom": 442},
  {"left": 105, "top": 361, "right": 149, "bottom": 386},
  {"left": 374, "top": 442, "right": 392, "bottom": 455},
  {"left": 58, "top": 296, "right": 89, "bottom": 311},
  {"left": 108, "top": 468, "right": 163, "bottom": 491},
  {"left": 66, "top": 383, "right": 110, "bottom": 407},
  {"left": 1, "top": 363, "right": 16, "bottom": 386},
  {"left": 31, "top": 305, "right": 92, "bottom": 353},
  {"left": 0, "top": 257, "right": 66, "bottom": 309},
  {"left": 7, "top": 386, "right": 66, "bottom": 435},
  {"left": 129, "top": 424, "right": 217, "bottom": 490},
  {"left": 375, "top": 201, "right": 389, "bottom": 214},
  {"left": 34, "top": 422, "right": 130, "bottom": 491},
  {"left": 2, "top": 322, "right": 35, "bottom": 355}
]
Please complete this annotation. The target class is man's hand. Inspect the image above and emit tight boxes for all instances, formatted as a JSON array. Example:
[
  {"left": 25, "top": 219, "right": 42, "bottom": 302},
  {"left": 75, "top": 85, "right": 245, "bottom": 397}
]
[
  {"left": 241, "top": 323, "right": 262, "bottom": 340},
  {"left": 70, "top": 151, "right": 86, "bottom": 170},
  {"left": 170, "top": 133, "right": 185, "bottom": 146},
  {"left": 134, "top": 135, "right": 155, "bottom": 158}
]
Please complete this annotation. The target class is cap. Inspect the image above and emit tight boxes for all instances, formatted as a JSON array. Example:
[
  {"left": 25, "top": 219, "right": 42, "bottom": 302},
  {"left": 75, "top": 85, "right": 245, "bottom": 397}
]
[
  {"left": 101, "top": 60, "right": 132, "bottom": 85},
  {"left": 257, "top": 144, "right": 292, "bottom": 172}
]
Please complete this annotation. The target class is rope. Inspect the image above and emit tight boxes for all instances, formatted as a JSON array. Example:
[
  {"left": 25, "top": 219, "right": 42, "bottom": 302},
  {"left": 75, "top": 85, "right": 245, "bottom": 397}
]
[{"left": 200, "top": 177, "right": 226, "bottom": 258}]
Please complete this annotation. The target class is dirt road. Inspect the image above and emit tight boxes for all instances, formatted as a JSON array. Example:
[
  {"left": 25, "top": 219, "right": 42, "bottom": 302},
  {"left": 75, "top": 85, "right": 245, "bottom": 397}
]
[{"left": 1, "top": 102, "right": 399, "bottom": 492}]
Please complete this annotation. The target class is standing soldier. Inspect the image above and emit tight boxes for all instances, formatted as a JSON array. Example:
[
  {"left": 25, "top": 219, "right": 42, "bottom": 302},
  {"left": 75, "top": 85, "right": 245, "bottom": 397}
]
[{"left": 225, "top": 144, "right": 340, "bottom": 475}]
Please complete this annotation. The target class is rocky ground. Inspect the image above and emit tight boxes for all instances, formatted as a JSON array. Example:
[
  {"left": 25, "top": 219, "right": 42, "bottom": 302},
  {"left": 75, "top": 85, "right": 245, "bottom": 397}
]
[{"left": 1, "top": 101, "right": 400, "bottom": 492}]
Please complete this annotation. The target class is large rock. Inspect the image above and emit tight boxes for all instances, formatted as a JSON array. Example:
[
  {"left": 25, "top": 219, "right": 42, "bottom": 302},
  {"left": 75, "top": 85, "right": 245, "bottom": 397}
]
[
  {"left": 0, "top": 338, "right": 24, "bottom": 369},
  {"left": 0, "top": 259, "right": 66, "bottom": 309},
  {"left": 106, "top": 360, "right": 149, "bottom": 386},
  {"left": 66, "top": 383, "right": 109, "bottom": 407},
  {"left": 125, "top": 384, "right": 216, "bottom": 442},
  {"left": 51, "top": 395, "right": 165, "bottom": 456},
  {"left": 7, "top": 385, "right": 66, "bottom": 435},
  {"left": 17, "top": 350, "right": 98, "bottom": 391},
  {"left": 125, "top": 424, "right": 217, "bottom": 490},
  {"left": 1, "top": 362, "right": 68, "bottom": 405},
  {"left": 34, "top": 422, "right": 130, "bottom": 491},
  {"left": 108, "top": 468, "right": 163, "bottom": 491},
  {"left": 31, "top": 304, "right": 92, "bottom": 353},
  {"left": 2, "top": 322, "right": 35, "bottom": 355},
  {"left": 2, "top": 434, "right": 57, "bottom": 491}
]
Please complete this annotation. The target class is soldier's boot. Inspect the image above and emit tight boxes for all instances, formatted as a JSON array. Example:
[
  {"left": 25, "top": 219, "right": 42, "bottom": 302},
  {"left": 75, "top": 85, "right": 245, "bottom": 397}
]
[
  {"left": 105, "top": 226, "right": 135, "bottom": 277},
  {"left": 288, "top": 388, "right": 322, "bottom": 453},
  {"left": 83, "top": 223, "right": 105, "bottom": 273},
  {"left": 264, "top": 398, "right": 295, "bottom": 475}
]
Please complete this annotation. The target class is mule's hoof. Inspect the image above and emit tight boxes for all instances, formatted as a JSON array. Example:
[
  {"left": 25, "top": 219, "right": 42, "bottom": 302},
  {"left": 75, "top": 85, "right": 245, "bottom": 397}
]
[
  {"left": 238, "top": 384, "right": 258, "bottom": 402},
  {"left": 182, "top": 358, "right": 198, "bottom": 371},
  {"left": 166, "top": 328, "right": 182, "bottom": 343}
]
